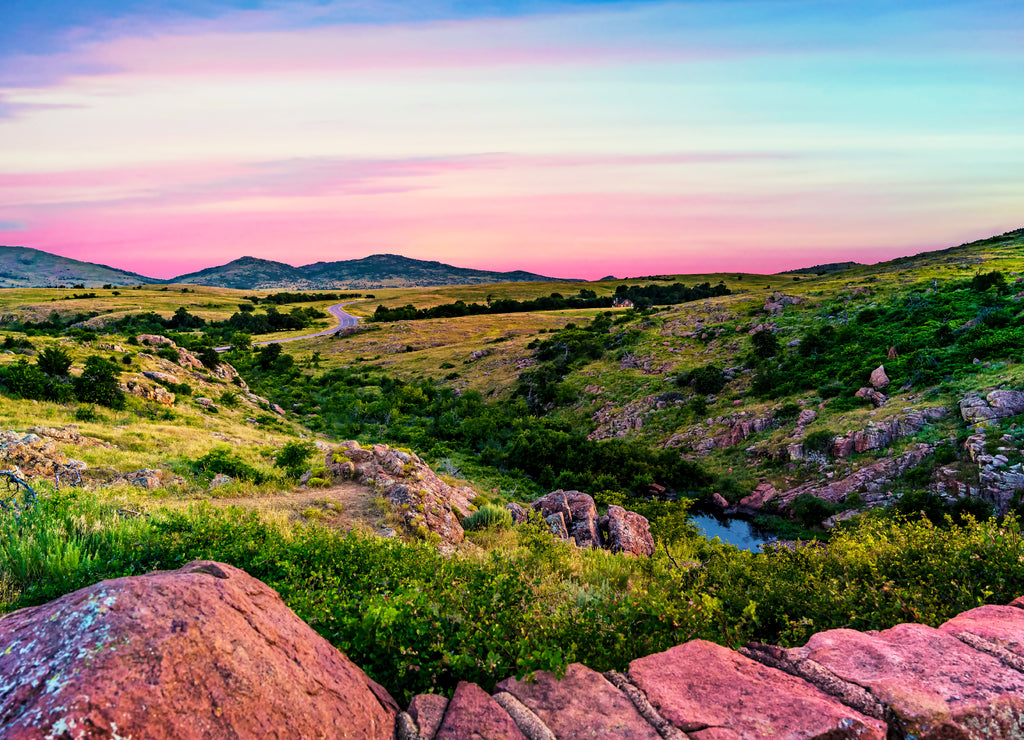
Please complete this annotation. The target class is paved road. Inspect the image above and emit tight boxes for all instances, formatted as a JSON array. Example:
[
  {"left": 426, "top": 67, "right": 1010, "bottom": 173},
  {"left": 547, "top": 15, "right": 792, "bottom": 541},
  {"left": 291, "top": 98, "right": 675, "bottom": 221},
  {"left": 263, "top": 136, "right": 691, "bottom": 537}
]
[{"left": 215, "top": 301, "right": 361, "bottom": 351}]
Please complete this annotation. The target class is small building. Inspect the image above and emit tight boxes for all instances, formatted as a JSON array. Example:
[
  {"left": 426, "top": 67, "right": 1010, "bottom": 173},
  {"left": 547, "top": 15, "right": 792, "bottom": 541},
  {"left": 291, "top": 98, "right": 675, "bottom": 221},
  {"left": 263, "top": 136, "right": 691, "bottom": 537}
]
[{"left": 612, "top": 297, "right": 634, "bottom": 309}]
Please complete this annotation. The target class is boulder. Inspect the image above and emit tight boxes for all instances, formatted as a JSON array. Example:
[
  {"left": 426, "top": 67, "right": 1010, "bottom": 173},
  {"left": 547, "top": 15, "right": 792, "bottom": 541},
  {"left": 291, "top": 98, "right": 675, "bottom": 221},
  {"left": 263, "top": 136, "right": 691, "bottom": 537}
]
[
  {"left": 0, "top": 561, "right": 398, "bottom": 739},
  {"left": 136, "top": 334, "right": 175, "bottom": 347},
  {"left": 869, "top": 364, "right": 889, "bottom": 389},
  {"left": 122, "top": 379, "right": 175, "bottom": 406},
  {"left": 176, "top": 346, "right": 204, "bottom": 370},
  {"left": 209, "top": 473, "right": 234, "bottom": 490},
  {"left": 434, "top": 682, "right": 526, "bottom": 740},
  {"left": 496, "top": 663, "right": 661, "bottom": 740},
  {"left": 603, "top": 505, "right": 655, "bottom": 557},
  {"left": 960, "top": 390, "right": 1024, "bottom": 426},
  {"left": 787, "top": 623, "right": 1024, "bottom": 738},
  {"left": 408, "top": 693, "right": 449, "bottom": 740},
  {"left": 629, "top": 640, "right": 885, "bottom": 738},
  {"left": 532, "top": 490, "right": 602, "bottom": 549},
  {"left": 321, "top": 441, "right": 475, "bottom": 545},
  {"left": 505, "top": 502, "right": 529, "bottom": 525},
  {"left": 711, "top": 492, "right": 729, "bottom": 509},
  {"left": 142, "top": 370, "right": 179, "bottom": 384},
  {"left": 854, "top": 386, "right": 888, "bottom": 407}
]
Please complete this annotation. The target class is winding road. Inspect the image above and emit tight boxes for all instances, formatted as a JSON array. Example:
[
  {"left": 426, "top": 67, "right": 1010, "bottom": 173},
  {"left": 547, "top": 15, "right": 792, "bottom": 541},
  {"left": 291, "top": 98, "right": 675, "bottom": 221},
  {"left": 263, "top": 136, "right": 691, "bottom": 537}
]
[{"left": 215, "top": 301, "right": 361, "bottom": 351}]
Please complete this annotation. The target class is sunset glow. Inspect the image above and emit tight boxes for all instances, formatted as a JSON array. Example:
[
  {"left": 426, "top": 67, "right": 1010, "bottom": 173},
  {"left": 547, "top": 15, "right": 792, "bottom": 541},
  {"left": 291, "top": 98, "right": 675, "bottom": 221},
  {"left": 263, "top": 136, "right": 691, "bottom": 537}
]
[{"left": 2, "top": 1, "right": 1022, "bottom": 279}]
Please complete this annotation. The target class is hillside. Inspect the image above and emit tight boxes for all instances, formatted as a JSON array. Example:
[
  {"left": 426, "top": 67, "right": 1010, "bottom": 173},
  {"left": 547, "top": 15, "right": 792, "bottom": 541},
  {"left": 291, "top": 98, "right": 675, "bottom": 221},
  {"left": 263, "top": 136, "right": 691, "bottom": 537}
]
[
  {"left": 172, "top": 253, "right": 573, "bottom": 289},
  {"left": 2, "top": 226, "right": 1024, "bottom": 706},
  {"left": 0, "top": 246, "right": 159, "bottom": 288}
]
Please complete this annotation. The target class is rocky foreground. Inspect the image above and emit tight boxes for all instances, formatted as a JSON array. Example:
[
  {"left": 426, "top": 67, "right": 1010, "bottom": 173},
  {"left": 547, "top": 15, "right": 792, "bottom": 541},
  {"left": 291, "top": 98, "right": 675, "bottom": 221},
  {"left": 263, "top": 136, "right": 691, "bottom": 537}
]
[{"left": 3, "top": 562, "right": 1024, "bottom": 738}]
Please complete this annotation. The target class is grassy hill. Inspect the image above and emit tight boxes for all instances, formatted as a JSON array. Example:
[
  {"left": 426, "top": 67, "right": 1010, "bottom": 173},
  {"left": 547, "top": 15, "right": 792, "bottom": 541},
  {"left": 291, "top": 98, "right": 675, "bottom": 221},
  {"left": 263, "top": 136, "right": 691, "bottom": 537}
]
[{"left": 0, "top": 246, "right": 159, "bottom": 288}]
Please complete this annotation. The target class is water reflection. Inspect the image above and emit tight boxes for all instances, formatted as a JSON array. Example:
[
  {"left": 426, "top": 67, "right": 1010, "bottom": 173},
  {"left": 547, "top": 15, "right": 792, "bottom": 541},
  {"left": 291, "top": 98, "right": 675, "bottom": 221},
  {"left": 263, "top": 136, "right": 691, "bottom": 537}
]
[{"left": 689, "top": 511, "right": 773, "bottom": 552}]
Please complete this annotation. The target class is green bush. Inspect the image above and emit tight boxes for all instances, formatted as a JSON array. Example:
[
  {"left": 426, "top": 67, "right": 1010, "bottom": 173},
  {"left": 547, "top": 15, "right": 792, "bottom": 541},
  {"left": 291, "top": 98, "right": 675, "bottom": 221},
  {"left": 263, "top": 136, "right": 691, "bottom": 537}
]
[
  {"left": 802, "top": 430, "right": 833, "bottom": 455},
  {"left": 686, "top": 364, "right": 727, "bottom": 395},
  {"left": 192, "top": 447, "right": 267, "bottom": 483},
  {"left": 464, "top": 504, "right": 513, "bottom": 531},
  {"left": 36, "top": 346, "right": 72, "bottom": 377},
  {"left": 74, "top": 356, "right": 125, "bottom": 408},
  {"left": 275, "top": 440, "right": 318, "bottom": 478}
]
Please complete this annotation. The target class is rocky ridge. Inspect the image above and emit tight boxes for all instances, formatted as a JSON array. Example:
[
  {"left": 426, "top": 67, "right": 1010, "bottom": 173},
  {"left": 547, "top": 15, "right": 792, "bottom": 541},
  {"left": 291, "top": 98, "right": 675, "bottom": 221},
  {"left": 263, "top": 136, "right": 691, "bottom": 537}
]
[{"left": 5, "top": 561, "right": 1024, "bottom": 739}]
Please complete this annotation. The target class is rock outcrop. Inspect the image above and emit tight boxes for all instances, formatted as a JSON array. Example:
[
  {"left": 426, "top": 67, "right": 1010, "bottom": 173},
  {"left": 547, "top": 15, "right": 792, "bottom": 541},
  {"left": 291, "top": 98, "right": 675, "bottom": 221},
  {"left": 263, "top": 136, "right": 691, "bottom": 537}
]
[
  {"left": 787, "top": 406, "right": 946, "bottom": 461},
  {"left": 314, "top": 441, "right": 476, "bottom": 545},
  {"left": 0, "top": 561, "right": 398, "bottom": 739},
  {"left": 735, "top": 444, "right": 935, "bottom": 515},
  {"left": 0, "top": 431, "right": 86, "bottom": 483},
  {"left": 121, "top": 377, "right": 175, "bottom": 406},
  {"left": 528, "top": 491, "right": 655, "bottom": 556},
  {"left": 869, "top": 364, "right": 890, "bottom": 389},
  {"left": 763, "top": 292, "right": 802, "bottom": 315},
  {"left": 952, "top": 433, "right": 1024, "bottom": 515},
  {"left": 959, "top": 389, "right": 1024, "bottom": 426}
]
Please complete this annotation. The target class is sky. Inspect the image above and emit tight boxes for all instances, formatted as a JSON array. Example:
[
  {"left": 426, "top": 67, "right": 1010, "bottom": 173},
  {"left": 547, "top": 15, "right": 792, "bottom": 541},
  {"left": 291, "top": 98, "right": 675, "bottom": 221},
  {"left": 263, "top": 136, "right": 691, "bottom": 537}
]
[{"left": 1, "top": 0, "right": 1022, "bottom": 280}]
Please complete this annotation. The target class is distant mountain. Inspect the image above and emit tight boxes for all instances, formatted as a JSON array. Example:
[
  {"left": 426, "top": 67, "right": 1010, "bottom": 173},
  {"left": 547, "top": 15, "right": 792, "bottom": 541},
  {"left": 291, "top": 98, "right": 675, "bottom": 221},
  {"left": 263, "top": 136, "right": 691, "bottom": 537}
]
[
  {"left": 0, "top": 246, "right": 158, "bottom": 288},
  {"left": 171, "top": 253, "right": 574, "bottom": 289},
  {"left": 780, "top": 261, "right": 862, "bottom": 275},
  {"left": 0, "top": 248, "right": 575, "bottom": 290},
  {"left": 170, "top": 256, "right": 306, "bottom": 289}
]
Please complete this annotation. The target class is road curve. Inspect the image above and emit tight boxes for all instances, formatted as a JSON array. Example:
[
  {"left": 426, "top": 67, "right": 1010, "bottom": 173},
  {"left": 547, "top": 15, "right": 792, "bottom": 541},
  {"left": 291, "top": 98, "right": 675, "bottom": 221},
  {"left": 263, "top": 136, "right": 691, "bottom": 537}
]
[{"left": 215, "top": 301, "right": 361, "bottom": 352}]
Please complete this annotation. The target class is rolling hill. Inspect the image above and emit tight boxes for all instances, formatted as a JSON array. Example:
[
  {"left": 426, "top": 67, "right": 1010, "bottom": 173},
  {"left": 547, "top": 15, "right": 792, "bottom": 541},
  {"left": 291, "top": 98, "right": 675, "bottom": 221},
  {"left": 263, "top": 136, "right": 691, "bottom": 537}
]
[{"left": 0, "top": 246, "right": 159, "bottom": 288}]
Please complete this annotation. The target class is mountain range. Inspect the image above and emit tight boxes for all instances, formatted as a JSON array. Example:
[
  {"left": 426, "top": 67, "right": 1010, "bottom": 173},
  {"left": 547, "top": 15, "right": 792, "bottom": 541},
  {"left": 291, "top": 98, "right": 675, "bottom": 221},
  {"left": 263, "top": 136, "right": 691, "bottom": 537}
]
[{"left": 0, "top": 247, "right": 574, "bottom": 290}]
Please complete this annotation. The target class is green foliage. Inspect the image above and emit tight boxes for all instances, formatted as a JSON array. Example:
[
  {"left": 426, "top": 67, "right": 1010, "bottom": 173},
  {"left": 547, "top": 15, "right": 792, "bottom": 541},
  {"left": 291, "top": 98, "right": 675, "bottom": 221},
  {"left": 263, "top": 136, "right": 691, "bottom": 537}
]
[
  {"left": 682, "top": 364, "right": 727, "bottom": 395},
  {"left": 750, "top": 329, "right": 779, "bottom": 359},
  {"left": 74, "top": 356, "right": 125, "bottom": 408},
  {"left": 36, "top": 346, "right": 72, "bottom": 377},
  {"left": 802, "top": 430, "right": 833, "bottom": 455},
  {"left": 790, "top": 493, "right": 841, "bottom": 527},
  {"left": 7, "top": 495, "right": 1024, "bottom": 704},
  {"left": 192, "top": 446, "right": 267, "bottom": 483},
  {"left": 464, "top": 504, "right": 513, "bottom": 531},
  {"left": 275, "top": 440, "right": 318, "bottom": 478}
]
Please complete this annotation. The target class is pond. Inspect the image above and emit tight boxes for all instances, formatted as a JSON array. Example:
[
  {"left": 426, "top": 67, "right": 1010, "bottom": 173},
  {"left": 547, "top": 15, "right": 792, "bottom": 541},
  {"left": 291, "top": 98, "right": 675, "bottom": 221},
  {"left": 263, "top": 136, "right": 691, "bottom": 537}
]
[{"left": 689, "top": 511, "right": 775, "bottom": 552}]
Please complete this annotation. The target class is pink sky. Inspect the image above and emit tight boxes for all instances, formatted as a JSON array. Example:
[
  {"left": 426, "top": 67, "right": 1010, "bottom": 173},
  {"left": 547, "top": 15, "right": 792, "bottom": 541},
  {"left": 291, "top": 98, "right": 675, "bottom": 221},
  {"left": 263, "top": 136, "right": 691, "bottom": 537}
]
[{"left": 1, "top": 2, "right": 1022, "bottom": 280}]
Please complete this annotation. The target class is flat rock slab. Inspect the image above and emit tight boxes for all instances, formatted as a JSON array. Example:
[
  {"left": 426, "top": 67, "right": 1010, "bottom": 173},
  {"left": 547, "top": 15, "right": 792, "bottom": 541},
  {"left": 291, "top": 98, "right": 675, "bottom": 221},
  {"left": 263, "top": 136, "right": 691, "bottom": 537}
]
[
  {"left": 0, "top": 561, "right": 398, "bottom": 740},
  {"left": 435, "top": 681, "right": 527, "bottom": 740},
  {"left": 628, "top": 639, "right": 885, "bottom": 739},
  {"left": 940, "top": 603, "right": 1024, "bottom": 657},
  {"left": 788, "top": 623, "right": 1024, "bottom": 739},
  {"left": 497, "top": 663, "right": 661, "bottom": 740}
]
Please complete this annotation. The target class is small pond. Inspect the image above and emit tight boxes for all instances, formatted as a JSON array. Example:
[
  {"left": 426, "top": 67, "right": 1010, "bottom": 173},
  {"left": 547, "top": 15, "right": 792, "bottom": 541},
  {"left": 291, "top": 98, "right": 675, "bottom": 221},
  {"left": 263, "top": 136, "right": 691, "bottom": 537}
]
[{"left": 689, "top": 511, "right": 775, "bottom": 552}]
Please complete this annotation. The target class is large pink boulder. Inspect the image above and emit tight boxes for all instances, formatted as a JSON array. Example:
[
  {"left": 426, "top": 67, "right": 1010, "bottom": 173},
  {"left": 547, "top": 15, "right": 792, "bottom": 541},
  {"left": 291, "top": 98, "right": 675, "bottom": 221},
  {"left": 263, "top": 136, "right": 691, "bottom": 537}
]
[
  {"left": 602, "top": 505, "right": 655, "bottom": 557},
  {"left": 788, "top": 623, "right": 1024, "bottom": 738},
  {"left": 628, "top": 640, "right": 885, "bottom": 739},
  {"left": 0, "top": 561, "right": 398, "bottom": 739},
  {"left": 496, "top": 663, "right": 661, "bottom": 740},
  {"left": 940, "top": 602, "right": 1024, "bottom": 657},
  {"left": 434, "top": 681, "right": 526, "bottom": 740}
]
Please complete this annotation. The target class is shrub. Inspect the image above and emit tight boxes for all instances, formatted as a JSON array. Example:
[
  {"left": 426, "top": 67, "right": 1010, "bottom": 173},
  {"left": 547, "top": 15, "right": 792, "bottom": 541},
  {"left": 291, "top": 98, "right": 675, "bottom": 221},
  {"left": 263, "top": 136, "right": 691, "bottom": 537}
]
[
  {"left": 275, "top": 440, "right": 317, "bottom": 478},
  {"left": 791, "top": 493, "right": 840, "bottom": 527},
  {"left": 802, "top": 430, "right": 833, "bottom": 455},
  {"left": 74, "top": 356, "right": 125, "bottom": 408},
  {"left": 463, "top": 504, "right": 513, "bottom": 531},
  {"left": 688, "top": 364, "right": 727, "bottom": 395},
  {"left": 751, "top": 330, "right": 779, "bottom": 359},
  {"left": 192, "top": 447, "right": 267, "bottom": 483},
  {"left": 36, "top": 346, "right": 72, "bottom": 377}
]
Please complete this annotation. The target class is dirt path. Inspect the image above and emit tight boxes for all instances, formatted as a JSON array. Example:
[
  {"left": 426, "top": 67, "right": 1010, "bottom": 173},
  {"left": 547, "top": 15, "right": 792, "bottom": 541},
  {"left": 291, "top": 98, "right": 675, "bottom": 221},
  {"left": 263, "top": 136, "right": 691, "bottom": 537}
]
[{"left": 207, "top": 481, "right": 386, "bottom": 532}]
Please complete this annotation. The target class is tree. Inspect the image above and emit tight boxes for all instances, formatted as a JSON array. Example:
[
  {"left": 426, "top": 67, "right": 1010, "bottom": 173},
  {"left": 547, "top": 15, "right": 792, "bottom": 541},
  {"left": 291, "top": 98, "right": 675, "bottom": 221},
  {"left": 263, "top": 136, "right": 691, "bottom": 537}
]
[
  {"left": 74, "top": 356, "right": 125, "bottom": 408},
  {"left": 751, "top": 329, "right": 779, "bottom": 359},
  {"left": 37, "top": 346, "right": 72, "bottom": 377}
]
